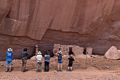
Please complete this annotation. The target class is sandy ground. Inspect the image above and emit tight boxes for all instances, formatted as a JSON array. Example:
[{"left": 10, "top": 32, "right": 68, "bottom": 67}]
[{"left": 1, "top": 55, "right": 120, "bottom": 80}]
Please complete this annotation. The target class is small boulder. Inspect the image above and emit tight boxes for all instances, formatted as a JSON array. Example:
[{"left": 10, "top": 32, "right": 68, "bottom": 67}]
[
  {"left": 30, "top": 56, "right": 36, "bottom": 60},
  {"left": 105, "top": 46, "right": 120, "bottom": 59}
]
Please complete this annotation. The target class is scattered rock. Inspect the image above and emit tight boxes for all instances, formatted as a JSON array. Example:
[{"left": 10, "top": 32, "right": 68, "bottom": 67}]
[
  {"left": 30, "top": 56, "right": 36, "bottom": 60},
  {"left": 76, "top": 54, "right": 91, "bottom": 59},
  {"left": 105, "top": 46, "right": 120, "bottom": 60},
  {"left": 53, "top": 44, "right": 84, "bottom": 56}
]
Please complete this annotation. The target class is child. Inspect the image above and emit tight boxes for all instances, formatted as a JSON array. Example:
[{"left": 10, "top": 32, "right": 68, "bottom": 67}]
[
  {"left": 6, "top": 48, "right": 13, "bottom": 72},
  {"left": 57, "top": 48, "right": 62, "bottom": 71},
  {"left": 36, "top": 51, "right": 43, "bottom": 72},
  {"left": 44, "top": 50, "right": 50, "bottom": 72},
  {"left": 21, "top": 48, "right": 29, "bottom": 72}
]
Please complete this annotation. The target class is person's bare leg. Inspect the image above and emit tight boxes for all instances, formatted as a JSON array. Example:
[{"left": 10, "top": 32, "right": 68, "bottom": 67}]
[
  {"left": 68, "top": 67, "right": 70, "bottom": 71},
  {"left": 58, "top": 64, "right": 60, "bottom": 71},
  {"left": 9, "top": 64, "right": 12, "bottom": 72},
  {"left": 5, "top": 65, "right": 9, "bottom": 72},
  {"left": 22, "top": 60, "right": 24, "bottom": 72},
  {"left": 60, "top": 64, "right": 62, "bottom": 71},
  {"left": 24, "top": 60, "right": 27, "bottom": 70},
  {"left": 70, "top": 67, "right": 73, "bottom": 71}
]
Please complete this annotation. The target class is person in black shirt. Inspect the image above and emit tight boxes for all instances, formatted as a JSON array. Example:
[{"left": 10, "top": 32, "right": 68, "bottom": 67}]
[
  {"left": 21, "top": 48, "right": 29, "bottom": 72},
  {"left": 68, "top": 47, "right": 75, "bottom": 71}
]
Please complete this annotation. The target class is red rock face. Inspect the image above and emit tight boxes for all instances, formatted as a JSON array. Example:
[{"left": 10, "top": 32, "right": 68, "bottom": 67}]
[{"left": 0, "top": 0, "right": 120, "bottom": 59}]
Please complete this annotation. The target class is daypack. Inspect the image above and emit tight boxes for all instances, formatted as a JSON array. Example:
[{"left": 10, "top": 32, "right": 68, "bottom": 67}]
[
  {"left": 58, "top": 53, "right": 62, "bottom": 60},
  {"left": 21, "top": 51, "right": 29, "bottom": 60},
  {"left": 45, "top": 54, "right": 50, "bottom": 62}
]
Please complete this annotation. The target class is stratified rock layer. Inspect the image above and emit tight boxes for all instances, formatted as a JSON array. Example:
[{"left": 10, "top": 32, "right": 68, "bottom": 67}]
[{"left": 0, "top": 0, "right": 120, "bottom": 59}]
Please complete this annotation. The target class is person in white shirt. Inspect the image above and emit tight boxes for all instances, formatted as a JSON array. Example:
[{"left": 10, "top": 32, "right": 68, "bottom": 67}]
[{"left": 36, "top": 51, "right": 43, "bottom": 72}]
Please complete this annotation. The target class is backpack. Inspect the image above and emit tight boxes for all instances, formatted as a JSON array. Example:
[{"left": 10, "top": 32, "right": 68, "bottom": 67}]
[
  {"left": 69, "top": 56, "right": 74, "bottom": 61},
  {"left": 58, "top": 53, "right": 62, "bottom": 60},
  {"left": 45, "top": 54, "right": 50, "bottom": 62},
  {"left": 21, "top": 51, "right": 28, "bottom": 60}
]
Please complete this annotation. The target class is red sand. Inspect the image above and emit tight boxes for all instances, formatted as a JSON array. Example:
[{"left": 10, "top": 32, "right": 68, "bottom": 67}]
[{"left": 0, "top": 56, "right": 120, "bottom": 80}]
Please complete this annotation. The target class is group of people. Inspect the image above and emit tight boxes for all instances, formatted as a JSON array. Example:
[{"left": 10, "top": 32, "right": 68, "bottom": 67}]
[{"left": 5, "top": 46, "right": 75, "bottom": 72}]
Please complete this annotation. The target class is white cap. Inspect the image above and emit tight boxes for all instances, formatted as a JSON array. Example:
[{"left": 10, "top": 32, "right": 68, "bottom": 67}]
[
  {"left": 38, "top": 51, "right": 42, "bottom": 55},
  {"left": 59, "top": 51, "right": 62, "bottom": 54},
  {"left": 8, "top": 48, "right": 13, "bottom": 52}
]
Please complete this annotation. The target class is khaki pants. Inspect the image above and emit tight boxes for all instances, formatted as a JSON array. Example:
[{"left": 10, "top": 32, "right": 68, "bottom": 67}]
[{"left": 36, "top": 62, "right": 42, "bottom": 72}]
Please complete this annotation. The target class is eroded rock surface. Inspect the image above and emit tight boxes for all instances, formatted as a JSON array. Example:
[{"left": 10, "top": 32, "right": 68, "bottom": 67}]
[{"left": 0, "top": 0, "right": 120, "bottom": 59}]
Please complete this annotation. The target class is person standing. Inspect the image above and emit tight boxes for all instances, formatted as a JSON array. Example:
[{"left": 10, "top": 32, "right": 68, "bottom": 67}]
[
  {"left": 57, "top": 48, "right": 63, "bottom": 71},
  {"left": 35, "top": 45, "right": 39, "bottom": 55},
  {"left": 5, "top": 48, "right": 13, "bottom": 72},
  {"left": 36, "top": 51, "right": 43, "bottom": 72},
  {"left": 68, "top": 47, "right": 75, "bottom": 71},
  {"left": 21, "top": 48, "right": 29, "bottom": 72},
  {"left": 44, "top": 50, "right": 50, "bottom": 72}
]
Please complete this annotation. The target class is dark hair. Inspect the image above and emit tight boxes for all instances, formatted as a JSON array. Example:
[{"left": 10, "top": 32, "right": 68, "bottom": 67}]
[
  {"left": 59, "top": 48, "right": 61, "bottom": 51},
  {"left": 69, "top": 47, "right": 74, "bottom": 55},
  {"left": 83, "top": 48, "right": 86, "bottom": 55},
  {"left": 46, "top": 50, "right": 50, "bottom": 55},
  {"left": 23, "top": 48, "right": 27, "bottom": 51}
]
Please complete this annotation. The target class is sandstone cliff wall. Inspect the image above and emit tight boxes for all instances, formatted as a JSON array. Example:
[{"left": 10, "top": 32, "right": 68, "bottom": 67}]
[{"left": 0, "top": 0, "right": 120, "bottom": 59}]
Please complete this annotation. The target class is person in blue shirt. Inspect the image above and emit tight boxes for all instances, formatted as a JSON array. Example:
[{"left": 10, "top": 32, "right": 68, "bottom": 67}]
[
  {"left": 6, "top": 48, "right": 13, "bottom": 72},
  {"left": 44, "top": 50, "right": 50, "bottom": 72},
  {"left": 57, "top": 48, "right": 63, "bottom": 71}
]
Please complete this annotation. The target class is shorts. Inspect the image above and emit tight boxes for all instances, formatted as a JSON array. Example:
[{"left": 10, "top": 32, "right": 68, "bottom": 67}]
[
  {"left": 58, "top": 60, "right": 62, "bottom": 64},
  {"left": 6, "top": 61, "right": 12, "bottom": 65},
  {"left": 68, "top": 62, "right": 73, "bottom": 67}
]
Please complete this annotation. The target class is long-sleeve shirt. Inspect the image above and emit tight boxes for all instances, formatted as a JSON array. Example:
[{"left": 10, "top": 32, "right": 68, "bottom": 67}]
[{"left": 6, "top": 51, "right": 13, "bottom": 61}]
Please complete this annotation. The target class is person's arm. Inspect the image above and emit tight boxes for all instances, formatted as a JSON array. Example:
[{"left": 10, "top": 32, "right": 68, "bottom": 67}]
[{"left": 68, "top": 56, "right": 70, "bottom": 60}]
